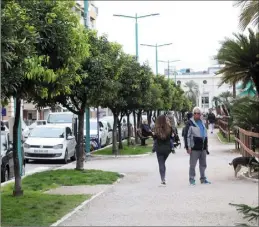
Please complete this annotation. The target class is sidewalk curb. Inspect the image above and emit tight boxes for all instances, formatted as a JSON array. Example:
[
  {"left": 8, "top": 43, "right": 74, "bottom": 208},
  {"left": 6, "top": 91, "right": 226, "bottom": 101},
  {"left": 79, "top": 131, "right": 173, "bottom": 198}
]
[
  {"left": 91, "top": 152, "right": 152, "bottom": 158},
  {"left": 50, "top": 173, "right": 125, "bottom": 227},
  {"left": 240, "top": 172, "right": 259, "bottom": 183},
  {"left": 0, "top": 167, "right": 52, "bottom": 187}
]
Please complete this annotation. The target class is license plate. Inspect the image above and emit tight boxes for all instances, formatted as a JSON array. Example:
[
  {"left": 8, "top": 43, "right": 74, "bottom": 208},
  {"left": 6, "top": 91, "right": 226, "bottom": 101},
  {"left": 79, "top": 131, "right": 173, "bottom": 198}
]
[{"left": 34, "top": 149, "right": 48, "bottom": 153}]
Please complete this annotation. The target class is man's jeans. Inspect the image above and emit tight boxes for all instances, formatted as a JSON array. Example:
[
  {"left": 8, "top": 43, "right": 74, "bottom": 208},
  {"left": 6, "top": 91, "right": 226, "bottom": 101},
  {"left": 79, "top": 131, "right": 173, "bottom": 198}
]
[
  {"left": 189, "top": 150, "right": 207, "bottom": 181},
  {"left": 209, "top": 123, "right": 214, "bottom": 133}
]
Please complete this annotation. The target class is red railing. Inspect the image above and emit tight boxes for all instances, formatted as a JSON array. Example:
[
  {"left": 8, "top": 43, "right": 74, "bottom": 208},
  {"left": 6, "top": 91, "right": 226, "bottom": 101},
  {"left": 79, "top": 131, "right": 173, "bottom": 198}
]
[{"left": 234, "top": 126, "right": 259, "bottom": 158}]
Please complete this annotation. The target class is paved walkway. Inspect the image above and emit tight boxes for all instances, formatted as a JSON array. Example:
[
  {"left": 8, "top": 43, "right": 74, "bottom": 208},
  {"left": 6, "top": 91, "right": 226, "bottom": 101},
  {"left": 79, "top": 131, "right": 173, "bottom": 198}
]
[{"left": 58, "top": 130, "right": 259, "bottom": 226}]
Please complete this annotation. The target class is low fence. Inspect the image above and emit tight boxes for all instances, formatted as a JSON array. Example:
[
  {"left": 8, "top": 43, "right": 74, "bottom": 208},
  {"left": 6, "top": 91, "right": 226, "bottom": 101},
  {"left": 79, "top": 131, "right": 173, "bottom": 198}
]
[
  {"left": 234, "top": 126, "right": 259, "bottom": 158},
  {"left": 217, "top": 117, "right": 231, "bottom": 142}
]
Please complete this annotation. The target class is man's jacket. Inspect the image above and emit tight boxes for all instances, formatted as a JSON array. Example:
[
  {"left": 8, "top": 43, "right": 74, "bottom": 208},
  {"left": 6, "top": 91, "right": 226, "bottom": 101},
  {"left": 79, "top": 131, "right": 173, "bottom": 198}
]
[{"left": 183, "top": 118, "right": 208, "bottom": 151}]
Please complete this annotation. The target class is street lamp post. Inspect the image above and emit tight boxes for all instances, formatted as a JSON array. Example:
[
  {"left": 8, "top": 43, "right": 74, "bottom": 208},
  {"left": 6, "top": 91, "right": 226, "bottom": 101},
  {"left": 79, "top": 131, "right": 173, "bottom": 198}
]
[
  {"left": 158, "top": 60, "right": 180, "bottom": 80},
  {"left": 140, "top": 43, "right": 172, "bottom": 75},
  {"left": 84, "top": 0, "right": 91, "bottom": 156},
  {"left": 113, "top": 13, "right": 159, "bottom": 61}
]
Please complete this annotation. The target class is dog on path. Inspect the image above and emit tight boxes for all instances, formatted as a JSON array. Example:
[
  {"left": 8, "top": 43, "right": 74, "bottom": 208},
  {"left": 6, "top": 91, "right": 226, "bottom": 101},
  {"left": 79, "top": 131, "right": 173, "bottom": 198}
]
[{"left": 229, "top": 156, "right": 259, "bottom": 178}]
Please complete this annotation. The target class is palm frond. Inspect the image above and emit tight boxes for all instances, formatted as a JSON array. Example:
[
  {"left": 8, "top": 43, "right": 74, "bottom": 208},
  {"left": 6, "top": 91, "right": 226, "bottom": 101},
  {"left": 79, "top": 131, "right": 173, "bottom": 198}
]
[{"left": 234, "top": 0, "right": 259, "bottom": 31}]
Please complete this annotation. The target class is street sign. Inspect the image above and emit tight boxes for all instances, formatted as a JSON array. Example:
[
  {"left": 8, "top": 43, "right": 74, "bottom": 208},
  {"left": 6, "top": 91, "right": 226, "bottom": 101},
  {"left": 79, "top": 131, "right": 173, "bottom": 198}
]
[{"left": 2, "top": 108, "right": 6, "bottom": 116}]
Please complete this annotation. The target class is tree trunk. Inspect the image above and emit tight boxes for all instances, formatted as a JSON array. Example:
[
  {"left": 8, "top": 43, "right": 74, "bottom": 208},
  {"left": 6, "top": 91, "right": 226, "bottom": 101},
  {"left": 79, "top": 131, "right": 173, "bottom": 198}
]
[
  {"left": 232, "top": 82, "right": 236, "bottom": 98},
  {"left": 137, "top": 110, "right": 142, "bottom": 128},
  {"left": 75, "top": 113, "right": 85, "bottom": 170},
  {"left": 147, "top": 110, "right": 152, "bottom": 126},
  {"left": 12, "top": 97, "right": 23, "bottom": 197},
  {"left": 118, "top": 118, "right": 123, "bottom": 150},
  {"left": 112, "top": 113, "right": 118, "bottom": 155},
  {"left": 133, "top": 111, "right": 139, "bottom": 144},
  {"left": 126, "top": 113, "right": 131, "bottom": 146}
]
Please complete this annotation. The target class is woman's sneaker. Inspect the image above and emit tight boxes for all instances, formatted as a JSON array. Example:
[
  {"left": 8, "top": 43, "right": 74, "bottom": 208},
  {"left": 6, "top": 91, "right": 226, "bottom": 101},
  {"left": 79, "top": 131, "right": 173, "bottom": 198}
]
[{"left": 189, "top": 179, "right": 196, "bottom": 186}]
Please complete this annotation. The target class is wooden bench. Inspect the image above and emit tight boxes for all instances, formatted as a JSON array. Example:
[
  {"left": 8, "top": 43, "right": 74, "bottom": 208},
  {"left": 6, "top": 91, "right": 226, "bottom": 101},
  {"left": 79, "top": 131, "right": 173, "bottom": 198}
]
[{"left": 136, "top": 129, "right": 150, "bottom": 146}]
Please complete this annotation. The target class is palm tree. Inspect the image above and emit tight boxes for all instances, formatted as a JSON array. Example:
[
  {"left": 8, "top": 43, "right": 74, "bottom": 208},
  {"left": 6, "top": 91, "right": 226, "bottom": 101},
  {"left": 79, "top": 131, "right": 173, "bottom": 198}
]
[
  {"left": 215, "top": 28, "right": 259, "bottom": 95},
  {"left": 234, "top": 0, "right": 259, "bottom": 31},
  {"left": 184, "top": 80, "right": 199, "bottom": 106}
]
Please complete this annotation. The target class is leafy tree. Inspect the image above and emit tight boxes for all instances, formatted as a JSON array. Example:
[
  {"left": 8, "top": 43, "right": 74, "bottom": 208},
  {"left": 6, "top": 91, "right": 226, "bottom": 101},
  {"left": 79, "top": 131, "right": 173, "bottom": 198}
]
[
  {"left": 234, "top": 0, "right": 259, "bottom": 31},
  {"left": 215, "top": 28, "right": 259, "bottom": 94},
  {"left": 230, "top": 96, "right": 259, "bottom": 132},
  {"left": 1, "top": 0, "right": 51, "bottom": 196},
  {"left": 184, "top": 80, "right": 200, "bottom": 107}
]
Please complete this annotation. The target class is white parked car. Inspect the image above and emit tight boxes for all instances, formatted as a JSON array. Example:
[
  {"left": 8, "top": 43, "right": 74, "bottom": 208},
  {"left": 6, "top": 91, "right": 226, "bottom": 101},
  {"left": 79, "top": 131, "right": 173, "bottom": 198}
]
[
  {"left": 100, "top": 120, "right": 112, "bottom": 145},
  {"left": 28, "top": 120, "right": 47, "bottom": 131},
  {"left": 84, "top": 119, "right": 109, "bottom": 147},
  {"left": 47, "top": 112, "right": 75, "bottom": 128},
  {"left": 24, "top": 125, "right": 76, "bottom": 163}
]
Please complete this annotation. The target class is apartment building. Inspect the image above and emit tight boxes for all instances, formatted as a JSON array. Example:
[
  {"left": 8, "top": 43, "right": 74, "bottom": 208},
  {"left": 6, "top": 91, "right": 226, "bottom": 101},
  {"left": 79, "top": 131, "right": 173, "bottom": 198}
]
[
  {"left": 1, "top": 1, "right": 99, "bottom": 122},
  {"left": 165, "top": 66, "right": 231, "bottom": 113}
]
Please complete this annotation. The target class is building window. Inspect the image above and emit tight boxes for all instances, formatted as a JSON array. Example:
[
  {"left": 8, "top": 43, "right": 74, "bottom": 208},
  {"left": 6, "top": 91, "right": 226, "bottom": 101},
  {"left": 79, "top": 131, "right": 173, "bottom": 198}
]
[
  {"left": 201, "top": 96, "right": 209, "bottom": 109},
  {"left": 203, "top": 80, "right": 207, "bottom": 84},
  {"left": 177, "top": 80, "right": 181, "bottom": 85}
]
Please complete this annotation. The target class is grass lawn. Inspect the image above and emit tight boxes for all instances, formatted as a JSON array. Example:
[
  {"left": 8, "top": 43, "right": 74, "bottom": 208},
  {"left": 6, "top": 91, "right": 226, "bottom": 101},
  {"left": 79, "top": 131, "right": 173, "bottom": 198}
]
[
  {"left": 93, "top": 140, "right": 152, "bottom": 155},
  {"left": 1, "top": 169, "right": 120, "bottom": 226},
  {"left": 1, "top": 192, "right": 89, "bottom": 227},
  {"left": 217, "top": 132, "right": 235, "bottom": 143}
]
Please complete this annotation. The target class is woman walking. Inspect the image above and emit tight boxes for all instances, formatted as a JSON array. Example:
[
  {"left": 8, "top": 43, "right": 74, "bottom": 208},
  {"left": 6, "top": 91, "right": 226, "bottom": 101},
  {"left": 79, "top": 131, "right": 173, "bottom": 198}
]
[{"left": 153, "top": 115, "right": 173, "bottom": 185}]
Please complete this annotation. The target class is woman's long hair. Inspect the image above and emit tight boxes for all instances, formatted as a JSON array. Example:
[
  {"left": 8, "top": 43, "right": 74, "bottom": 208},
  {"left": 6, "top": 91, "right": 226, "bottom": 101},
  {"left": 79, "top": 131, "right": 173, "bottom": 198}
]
[{"left": 154, "top": 115, "right": 172, "bottom": 140}]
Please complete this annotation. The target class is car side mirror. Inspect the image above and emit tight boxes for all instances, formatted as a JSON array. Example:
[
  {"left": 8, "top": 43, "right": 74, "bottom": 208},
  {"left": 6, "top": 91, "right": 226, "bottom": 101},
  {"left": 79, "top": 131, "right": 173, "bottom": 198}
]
[
  {"left": 67, "top": 135, "right": 74, "bottom": 140},
  {"left": 9, "top": 143, "right": 13, "bottom": 150}
]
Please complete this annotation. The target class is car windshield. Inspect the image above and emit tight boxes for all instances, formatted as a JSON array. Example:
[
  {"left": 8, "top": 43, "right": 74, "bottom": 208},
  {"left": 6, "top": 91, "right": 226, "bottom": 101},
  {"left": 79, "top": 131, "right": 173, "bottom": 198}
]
[
  {"left": 1, "top": 134, "right": 7, "bottom": 153},
  {"left": 47, "top": 113, "right": 73, "bottom": 123},
  {"left": 29, "top": 127, "right": 65, "bottom": 138}
]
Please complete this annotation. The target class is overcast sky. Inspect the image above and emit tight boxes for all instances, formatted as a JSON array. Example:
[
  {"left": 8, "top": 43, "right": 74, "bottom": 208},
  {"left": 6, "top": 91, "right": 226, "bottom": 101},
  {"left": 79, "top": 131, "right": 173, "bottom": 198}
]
[{"left": 95, "top": 1, "right": 240, "bottom": 74}]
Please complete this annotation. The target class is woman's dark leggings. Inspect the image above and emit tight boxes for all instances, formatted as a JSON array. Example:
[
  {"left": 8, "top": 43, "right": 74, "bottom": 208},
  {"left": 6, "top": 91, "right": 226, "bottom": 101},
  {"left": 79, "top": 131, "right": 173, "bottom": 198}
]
[{"left": 156, "top": 152, "right": 170, "bottom": 182}]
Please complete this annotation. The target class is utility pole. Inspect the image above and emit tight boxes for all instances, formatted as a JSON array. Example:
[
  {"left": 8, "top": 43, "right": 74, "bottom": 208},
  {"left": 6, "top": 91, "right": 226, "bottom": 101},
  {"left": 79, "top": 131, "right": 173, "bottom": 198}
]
[
  {"left": 158, "top": 59, "right": 180, "bottom": 80},
  {"left": 113, "top": 13, "right": 159, "bottom": 61},
  {"left": 140, "top": 43, "right": 173, "bottom": 75},
  {"left": 13, "top": 98, "right": 23, "bottom": 176},
  {"left": 84, "top": 0, "right": 91, "bottom": 156}
]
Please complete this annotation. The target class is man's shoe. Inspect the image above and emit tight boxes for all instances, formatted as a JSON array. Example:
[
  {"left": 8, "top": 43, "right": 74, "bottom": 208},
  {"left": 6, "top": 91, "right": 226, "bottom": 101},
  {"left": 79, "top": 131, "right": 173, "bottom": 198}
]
[
  {"left": 189, "top": 179, "right": 196, "bottom": 185},
  {"left": 201, "top": 178, "right": 211, "bottom": 184},
  {"left": 171, "top": 149, "right": 175, "bottom": 154},
  {"left": 161, "top": 180, "right": 166, "bottom": 185}
]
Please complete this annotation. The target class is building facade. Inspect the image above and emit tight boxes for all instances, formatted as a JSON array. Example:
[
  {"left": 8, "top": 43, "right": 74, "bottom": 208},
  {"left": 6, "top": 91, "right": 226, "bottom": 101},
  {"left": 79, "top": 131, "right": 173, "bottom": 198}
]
[{"left": 166, "top": 67, "right": 231, "bottom": 113}]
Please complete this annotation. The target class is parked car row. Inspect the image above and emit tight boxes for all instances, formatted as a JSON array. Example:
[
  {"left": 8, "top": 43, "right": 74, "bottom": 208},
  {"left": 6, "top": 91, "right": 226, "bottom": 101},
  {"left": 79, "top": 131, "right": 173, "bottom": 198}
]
[
  {"left": 1, "top": 122, "right": 26, "bottom": 183},
  {"left": 1, "top": 112, "right": 137, "bottom": 181}
]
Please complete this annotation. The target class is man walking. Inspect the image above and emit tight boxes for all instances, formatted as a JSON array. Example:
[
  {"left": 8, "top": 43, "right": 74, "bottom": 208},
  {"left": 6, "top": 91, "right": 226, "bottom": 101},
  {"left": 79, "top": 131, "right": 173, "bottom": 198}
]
[
  {"left": 207, "top": 109, "right": 216, "bottom": 134},
  {"left": 185, "top": 107, "right": 211, "bottom": 185}
]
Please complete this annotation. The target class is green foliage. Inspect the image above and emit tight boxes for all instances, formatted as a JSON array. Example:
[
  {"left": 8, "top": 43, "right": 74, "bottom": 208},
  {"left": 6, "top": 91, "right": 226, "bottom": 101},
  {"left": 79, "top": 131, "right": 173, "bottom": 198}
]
[
  {"left": 1, "top": 0, "right": 39, "bottom": 99},
  {"left": 230, "top": 96, "right": 259, "bottom": 131},
  {"left": 234, "top": 0, "right": 259, "bottom": 31},
  {"left": 229, "top": 203, "right": 259, "bottom": 222},
  {"left": 184, "top": 80, "right": 199, "bottom": 107},
  {"left": 215, "top": 29, "right": 259, "bottom": 94}
]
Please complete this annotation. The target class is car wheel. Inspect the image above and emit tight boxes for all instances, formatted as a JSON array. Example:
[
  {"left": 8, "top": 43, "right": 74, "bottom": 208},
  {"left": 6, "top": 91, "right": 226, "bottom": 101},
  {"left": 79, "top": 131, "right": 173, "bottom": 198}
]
[
  {"left": 63, "top": 149, "right": 68, "bottom": 164},
  {"left": 25, "top": 159, "right": 30, "bottom": 163},
  {"left": 70, "top": 149, "right": 76, "bottom": 161}
]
